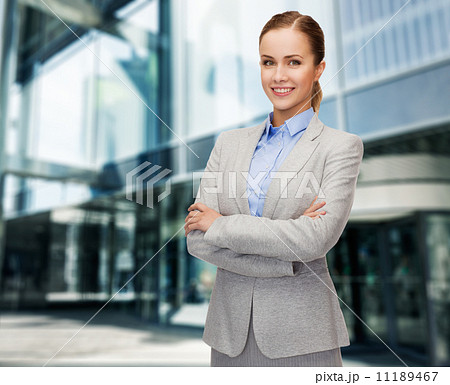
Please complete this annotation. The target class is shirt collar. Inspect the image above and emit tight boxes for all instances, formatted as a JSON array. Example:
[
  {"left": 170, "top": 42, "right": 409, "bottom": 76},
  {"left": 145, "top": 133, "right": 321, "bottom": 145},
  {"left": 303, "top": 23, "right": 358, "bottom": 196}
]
[{"left": 264, "top": 107, "right": 315, "bottom": 141}]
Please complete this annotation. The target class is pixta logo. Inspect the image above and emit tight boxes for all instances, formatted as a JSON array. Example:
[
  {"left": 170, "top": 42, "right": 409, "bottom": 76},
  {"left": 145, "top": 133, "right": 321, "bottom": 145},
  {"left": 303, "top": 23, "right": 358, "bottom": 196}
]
[{"left": 126, "top": 161, "right": 172, "bottom": 208}]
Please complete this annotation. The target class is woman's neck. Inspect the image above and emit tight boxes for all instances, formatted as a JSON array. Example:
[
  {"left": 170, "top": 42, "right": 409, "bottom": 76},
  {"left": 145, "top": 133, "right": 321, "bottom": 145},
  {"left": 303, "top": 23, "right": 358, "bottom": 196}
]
[{"left": 272, "top": 105, "right": 312, "bottom": 127}]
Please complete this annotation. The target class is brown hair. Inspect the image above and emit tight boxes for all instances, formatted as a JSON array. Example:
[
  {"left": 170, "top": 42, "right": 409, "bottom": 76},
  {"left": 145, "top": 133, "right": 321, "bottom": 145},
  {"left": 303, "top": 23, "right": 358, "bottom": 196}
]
[{"left": 259, "top": 11, "right": 325, "bottom": 113}]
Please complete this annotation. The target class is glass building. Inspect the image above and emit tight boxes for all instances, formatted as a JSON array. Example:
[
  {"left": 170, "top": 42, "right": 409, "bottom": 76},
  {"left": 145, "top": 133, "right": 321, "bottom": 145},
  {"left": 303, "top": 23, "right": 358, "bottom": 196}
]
[{"left": 0, "top": 0, "right": 449, "bottom": 366}]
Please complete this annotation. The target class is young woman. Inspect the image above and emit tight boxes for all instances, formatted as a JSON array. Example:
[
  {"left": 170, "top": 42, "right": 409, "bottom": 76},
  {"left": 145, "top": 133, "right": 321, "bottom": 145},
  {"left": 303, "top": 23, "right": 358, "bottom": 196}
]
[{"left": 185, "top": 11, "right": 364, "bottom": 367}]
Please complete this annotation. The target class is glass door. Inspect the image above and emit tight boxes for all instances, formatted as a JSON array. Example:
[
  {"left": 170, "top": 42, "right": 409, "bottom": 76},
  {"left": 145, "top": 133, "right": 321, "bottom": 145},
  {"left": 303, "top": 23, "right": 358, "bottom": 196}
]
[
  {"left": 328, "top": 224, "right": 387, "bottom": 344},
  {"left": 386, "top": 218, "right": 427, "bottom": 354}
]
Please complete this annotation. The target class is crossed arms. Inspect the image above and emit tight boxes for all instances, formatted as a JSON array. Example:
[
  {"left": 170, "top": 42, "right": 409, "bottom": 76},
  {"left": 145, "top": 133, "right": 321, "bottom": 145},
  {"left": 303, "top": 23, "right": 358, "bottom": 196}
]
[{"left": 186, "top": 130, "right": 364, "bottom": 276}]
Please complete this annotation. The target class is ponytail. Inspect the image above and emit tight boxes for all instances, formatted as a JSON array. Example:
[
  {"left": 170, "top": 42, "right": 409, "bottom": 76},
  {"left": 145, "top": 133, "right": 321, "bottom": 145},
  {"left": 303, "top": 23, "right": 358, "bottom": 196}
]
[{"left": 311, "top": 80, "right": 323, "bottom": 113}]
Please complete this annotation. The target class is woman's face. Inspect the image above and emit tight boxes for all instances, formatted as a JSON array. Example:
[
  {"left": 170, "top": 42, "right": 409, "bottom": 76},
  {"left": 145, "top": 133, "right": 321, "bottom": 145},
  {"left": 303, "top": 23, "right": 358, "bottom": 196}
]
[{"left": 259, "top": 28, "right": 325, "bottom": 124}]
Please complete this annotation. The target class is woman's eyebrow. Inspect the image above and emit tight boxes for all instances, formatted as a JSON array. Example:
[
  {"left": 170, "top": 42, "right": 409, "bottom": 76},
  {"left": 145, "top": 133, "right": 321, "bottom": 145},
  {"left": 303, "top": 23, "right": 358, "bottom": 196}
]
[{"left": 261, "top": 54, "right": 304, "bottom": 59}]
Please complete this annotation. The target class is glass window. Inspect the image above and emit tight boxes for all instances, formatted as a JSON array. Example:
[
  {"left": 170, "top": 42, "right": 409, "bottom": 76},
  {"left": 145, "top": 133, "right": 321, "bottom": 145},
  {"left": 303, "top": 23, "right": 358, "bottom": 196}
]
[
  {"left": 343, "top": 41, "right": 359, "bottom": 83},
  {"left": 413, "top": 17, "right": 422, "bottom": 63},
  {"left": 317, "top": 97, "right": 338, "bottom": 129},
  {"left": 114, "top": 0, "right": 159, "bottom": 33},
  {"left": 388, "top": 222, "right": 427, "bottom": 353},
  {"left": 437, "top": 11, "right": 448, "bottom": 53},
  {"left": 425, "top": 13, "right": 435, "bottom": 57},
  {"left": 379, "top": 29, "right": 389, "bottom": 73},
  {"left": 402, "top": 22, "right": 411, "bottom": 66},
  {"left": 345, "top": 62, "right": 450, "bottom": 136},
  {"left": 34, "top": 36, "right": 97, "bottom": 168},
  {"left": 359, "top": 36, "right": 369, "bottom": 80},
  {"left": 393, "top": 23, "right": 406, "bottom": 69},
  {"left": 385, "top": 27, "right": 397, "bottom": 72},
  {"left": 371, "top": 0, "right": 381, "bottom": 21},
  {"left": 10, "top": 1, "right": 161, "bottom": 169},
  {"left": 360, "top": 0, "right": 369, "bottom": 26},
  {"left": 95, "top": 32, "right": 156, "bottom": 165},
  {"left": 425, "top": 214, "right": 450, "bottom": 366},
  {"left": 340, "top": 0, "right": 355, "bottom": 31}
]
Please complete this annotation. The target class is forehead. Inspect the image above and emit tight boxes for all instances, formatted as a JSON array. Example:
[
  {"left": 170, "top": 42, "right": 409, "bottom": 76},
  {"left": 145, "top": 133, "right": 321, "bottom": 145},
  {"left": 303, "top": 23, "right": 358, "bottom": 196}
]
[{"left": 259, "top": 28, "right": 311, "bottom": 57}]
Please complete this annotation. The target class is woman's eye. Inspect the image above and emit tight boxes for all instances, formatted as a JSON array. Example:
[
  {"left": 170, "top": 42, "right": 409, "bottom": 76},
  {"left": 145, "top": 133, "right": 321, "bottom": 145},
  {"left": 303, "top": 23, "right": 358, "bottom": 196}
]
[{"left": 262, "top": 59, "right": 300, "bottom": 66}]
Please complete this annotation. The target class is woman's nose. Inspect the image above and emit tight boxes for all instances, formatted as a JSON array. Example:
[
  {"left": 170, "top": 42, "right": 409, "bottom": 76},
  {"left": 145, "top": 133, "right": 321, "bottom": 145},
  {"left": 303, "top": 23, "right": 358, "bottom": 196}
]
[{"left": 273, "top": 65, "right": 288, "bottom": 82}]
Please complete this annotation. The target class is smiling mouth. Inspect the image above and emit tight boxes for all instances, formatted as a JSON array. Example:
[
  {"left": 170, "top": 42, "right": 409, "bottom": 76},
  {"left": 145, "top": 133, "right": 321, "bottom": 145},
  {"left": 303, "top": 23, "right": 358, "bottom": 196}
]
[{"left": 271, "top": 87, "right": 295, "bottom": 96}]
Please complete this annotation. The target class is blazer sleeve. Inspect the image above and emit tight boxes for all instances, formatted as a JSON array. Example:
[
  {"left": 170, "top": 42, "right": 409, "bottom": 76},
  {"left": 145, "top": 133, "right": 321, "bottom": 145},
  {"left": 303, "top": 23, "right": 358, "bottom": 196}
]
[
  {"left": 186, "top": 131, "right": 298, "bottom": 278},
  {"left": 203, "top": 134, "right": 364, "bottom": 263}
]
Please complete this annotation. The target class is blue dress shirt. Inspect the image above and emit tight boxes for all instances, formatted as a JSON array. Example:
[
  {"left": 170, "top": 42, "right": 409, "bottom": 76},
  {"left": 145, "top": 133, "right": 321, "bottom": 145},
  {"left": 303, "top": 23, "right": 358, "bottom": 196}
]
[{"left": 246, "top": 107, "right": 315, "bottom": 217}]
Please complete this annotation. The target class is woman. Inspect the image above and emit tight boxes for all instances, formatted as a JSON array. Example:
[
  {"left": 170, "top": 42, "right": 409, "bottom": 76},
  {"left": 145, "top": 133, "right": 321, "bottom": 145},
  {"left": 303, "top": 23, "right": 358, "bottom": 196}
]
[{"left": 185, "top": 11, "right": 363, "bottom": 367}]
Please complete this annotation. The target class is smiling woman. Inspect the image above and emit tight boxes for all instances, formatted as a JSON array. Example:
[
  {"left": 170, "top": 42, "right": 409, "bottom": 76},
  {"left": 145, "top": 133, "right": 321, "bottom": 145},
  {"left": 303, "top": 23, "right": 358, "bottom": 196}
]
[
  {"left": 258, "top": 16, "right": 326, "bottom": 127},
  {"left": 185, "top": 10, "right": 364, "bottom": 367}
]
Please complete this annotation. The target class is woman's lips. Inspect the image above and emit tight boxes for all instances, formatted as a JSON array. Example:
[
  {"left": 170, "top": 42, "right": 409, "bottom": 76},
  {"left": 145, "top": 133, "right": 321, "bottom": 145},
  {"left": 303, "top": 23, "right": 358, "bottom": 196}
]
[{"left": 271, "top": 88, "right": 295, "bottom": 96}]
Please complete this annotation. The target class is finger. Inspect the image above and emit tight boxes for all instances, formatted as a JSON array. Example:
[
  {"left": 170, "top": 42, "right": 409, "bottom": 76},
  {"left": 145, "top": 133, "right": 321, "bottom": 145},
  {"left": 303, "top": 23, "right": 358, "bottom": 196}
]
[
  {"left": 186, "top": 222, "right": 199, "bottom": 234},
  {"left": 308, "top": 202, "right": 325, "bottom": 213},
  {"left": 312, "top": 211, "right": 326, "bottom": 219},
  {"left": 305, "top": 201, "right": 318, "bottom": 214},
  {"left": 187, "top": 204, "right": 195, "bottom": 211},
  {"left": 306, "top": 211, "right": 325, "bottom": 219},
  {"left": 185, "top": 217, "right": 199, "bottom": 227},
  {"left": 189, "top": 212, "right": 201, "bottom": 222},
  {"left": 185, "top": 211, "right": 201, "bottom": 222},
  {"left": 188, "top": 202, "right": 205, "bottom": 212},
  {"left": 185, "top": 218, "right": 195, "bottom": 226},
  {"left": 306, "top": 196, "right": 321, "bottom": 212},
  {"left": 308, "top": 196, "right": 318, "bottom": 209},
  {"left": 306, "top": 203, "right": 324, "bottom": 214}
]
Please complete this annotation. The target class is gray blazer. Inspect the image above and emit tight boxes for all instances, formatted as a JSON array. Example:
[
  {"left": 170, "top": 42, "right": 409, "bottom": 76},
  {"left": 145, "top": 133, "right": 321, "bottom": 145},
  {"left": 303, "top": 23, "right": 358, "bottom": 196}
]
[{"left": 186, "top": 112, "right": 364, "bottom": 359}]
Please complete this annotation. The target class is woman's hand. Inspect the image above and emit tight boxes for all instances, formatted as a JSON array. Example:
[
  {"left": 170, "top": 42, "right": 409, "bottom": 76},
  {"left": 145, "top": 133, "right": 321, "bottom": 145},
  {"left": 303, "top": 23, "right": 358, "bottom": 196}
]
[
  {"left": 302, "top": 195, "right": 326, "bottom": 220},
  {"left": 185, "top": 202, "right": 223, "bottom": 236}
]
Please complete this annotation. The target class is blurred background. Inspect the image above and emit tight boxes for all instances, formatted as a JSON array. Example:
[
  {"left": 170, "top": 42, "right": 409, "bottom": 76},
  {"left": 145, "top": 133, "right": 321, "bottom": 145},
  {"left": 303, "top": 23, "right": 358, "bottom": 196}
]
[{"left": 0, "top": 0, "right": 449, "bottom": 367}]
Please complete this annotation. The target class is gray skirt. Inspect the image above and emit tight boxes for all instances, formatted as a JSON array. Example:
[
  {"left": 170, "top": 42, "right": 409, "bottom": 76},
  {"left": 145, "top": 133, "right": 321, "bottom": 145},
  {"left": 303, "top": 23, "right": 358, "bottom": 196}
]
[{"left": 210, "top": 301, "right": 343, "bottom": 367}]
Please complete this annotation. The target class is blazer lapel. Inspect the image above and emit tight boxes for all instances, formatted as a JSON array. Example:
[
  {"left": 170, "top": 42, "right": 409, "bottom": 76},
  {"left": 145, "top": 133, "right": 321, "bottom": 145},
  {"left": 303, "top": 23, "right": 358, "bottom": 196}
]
[
  {"left": 234, "top": 120, "right": 267, "bottom": 215},
  {"left": 234, "top": 112, "right": 324, "bottom": 218}
]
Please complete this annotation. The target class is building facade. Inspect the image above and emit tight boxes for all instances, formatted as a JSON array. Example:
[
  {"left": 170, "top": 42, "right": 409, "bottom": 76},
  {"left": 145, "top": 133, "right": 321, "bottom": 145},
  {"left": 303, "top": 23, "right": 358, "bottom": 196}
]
[{"left": 0, "top": 0, "right": 449, "bottom": 366}]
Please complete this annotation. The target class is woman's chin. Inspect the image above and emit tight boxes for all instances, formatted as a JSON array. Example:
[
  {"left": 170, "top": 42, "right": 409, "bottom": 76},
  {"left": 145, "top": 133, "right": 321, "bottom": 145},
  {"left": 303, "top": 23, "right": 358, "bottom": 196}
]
[{"left": 273, "top": 104, "right": 298, "bottom": 113}]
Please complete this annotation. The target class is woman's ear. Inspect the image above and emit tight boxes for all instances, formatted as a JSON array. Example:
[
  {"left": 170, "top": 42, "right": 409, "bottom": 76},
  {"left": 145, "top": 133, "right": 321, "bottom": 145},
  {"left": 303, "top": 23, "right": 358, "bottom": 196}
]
[{"left": 314, "top": 60, "right": 326, "bottom": 82}]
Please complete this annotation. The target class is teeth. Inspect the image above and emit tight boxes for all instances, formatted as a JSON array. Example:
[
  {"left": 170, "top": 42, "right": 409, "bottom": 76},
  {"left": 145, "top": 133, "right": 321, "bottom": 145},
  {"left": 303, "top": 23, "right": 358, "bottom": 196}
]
[{"left": 273, "top": 88, "right": 293, "bottom": 93}]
